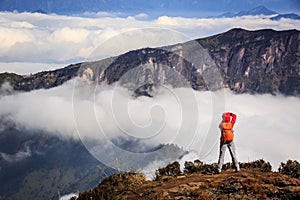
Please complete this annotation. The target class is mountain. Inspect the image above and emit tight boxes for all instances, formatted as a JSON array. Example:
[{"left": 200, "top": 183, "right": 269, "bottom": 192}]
[
  {"left": 72, "top": 160, "right": 300, "bottom": 199},
  {"left": 1, "top": 28, "right": 299, "bottom": 96},
  {"left": 31, "top": 9, "right": 48, "bottom": 14},
  {"left": 0, "top": 127, "right": 112, "bottom": 200},
  {"left": 196, "top": 28, "right": 299, "bottom": 95},
  {"left": 217, "top": 12, "right": 235, "bottom": 18},
  {"left": 0, "top": 63, "right": 80, "bottom": 92},
  {"left": 271, "top": 13, "right": 300, "bottom": 20},
  {"left": 218, "top": 6, "right": 277, "bottom": 17},
  {"left": 217, "top": 5, "right": 300, "bottom": 20},
  {"left": 0, "top": 125, "right": 185, "bottom": 200},
  {"left": 235, "top": 5, "right": 277, "bottom": 16}
]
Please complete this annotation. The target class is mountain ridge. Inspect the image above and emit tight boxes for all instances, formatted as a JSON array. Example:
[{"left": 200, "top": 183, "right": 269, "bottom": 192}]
[
  {"left": 217, "top": 6, "right": 300, "bottom": 20},
  {"left": 218, "top": 5, "right": 277, "bottom": 18},
  {"left": 1, "top": 28, "right": 299, "bottom": 96}
]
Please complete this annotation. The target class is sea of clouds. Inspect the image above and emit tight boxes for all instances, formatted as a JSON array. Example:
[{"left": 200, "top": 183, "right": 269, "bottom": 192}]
[
  {"left": 0, "top": 11, "right": 299, "bottom": 74},
  {"left": 0, "top": 79, "right": 299, "bottom": 170}
]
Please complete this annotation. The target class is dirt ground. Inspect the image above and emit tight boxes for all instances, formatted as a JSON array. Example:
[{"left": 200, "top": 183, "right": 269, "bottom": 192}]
[{"left": 74, "top": 168, "right": 300, "bottom": 200}]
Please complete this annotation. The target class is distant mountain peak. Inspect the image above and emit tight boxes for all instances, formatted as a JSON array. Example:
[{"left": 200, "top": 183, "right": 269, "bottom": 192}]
[
  {"left": 235, "top": 5, "right": 277, "bottom": 16},
  {"left": 270, "top": 13, "right": 300, "bottom": 21},
  {"left": 218, "top": 5, "right": 277, "bottom": 18},
  {"left": 31, "top": 9, "right": 47, "bottom": 14},
  {"left": 217, "top": 5, "right": 300, "bottom": 21},
  {"left": 251, "top": 5, "right": 274, "bottom": 13}
]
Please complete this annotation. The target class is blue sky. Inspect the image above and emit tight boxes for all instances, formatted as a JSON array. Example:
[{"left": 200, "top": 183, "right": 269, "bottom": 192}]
[{"left": 0, "top": 0, "right": 299, "bottom": 17}]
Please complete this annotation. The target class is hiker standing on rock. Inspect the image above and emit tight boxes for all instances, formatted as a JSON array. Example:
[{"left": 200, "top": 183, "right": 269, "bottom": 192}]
[{"left": 217, "top": 112, "right": 240, "bottom": 173}]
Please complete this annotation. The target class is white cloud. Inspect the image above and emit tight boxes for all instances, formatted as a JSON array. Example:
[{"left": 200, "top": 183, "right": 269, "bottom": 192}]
[
  {"left": 223, "top": 92, "right": 300, "bottom": 169},
  {"left": 48, "top": 27, "right": 90, "bottom": 43},
  {"left": 0, "top": 79, "right": 299, "bottom": 169},
  {"left": 60, "top": 193, "right": 78, "bottom": 200},
  {"left": 10, "top": 21, "right": 35, "bottom": 28},
  {"left": 134, "top": 13, "right": 149, "bottom": 20},
  {"left": 0, "top": 27, "right": 34, "bottom": 48},
  {"left": 0, "top": 11, "right": 299, "bottom": 74}
]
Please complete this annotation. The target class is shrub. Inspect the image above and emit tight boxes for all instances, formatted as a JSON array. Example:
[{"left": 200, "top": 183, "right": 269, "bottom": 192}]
[
  {"left": 154, "top": 161, "right": 181, "bottom": 181},
  {"left": 75, "top": 171, "right": 146, "bottom": 200},
  {"left": 183, "top": 159, "right": 273, "bottom": 174},
  {"left": 278, "top": 160, "right": 300, "bottom": 179},
  {"left": 184, "top": 159, "right": 217, "bottom": 174},
  {"left": 239, "top": 159, "right": 272, "bottom": 172}
]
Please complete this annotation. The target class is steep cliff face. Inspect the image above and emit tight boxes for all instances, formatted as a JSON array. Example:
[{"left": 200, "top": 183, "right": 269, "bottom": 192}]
[
  {"left": 197, "top": 28, "right": 300, "bottom": 95},
  {"left": 98, "top": 46, "right": 212, "bottom": 93},
  {"left": 1, "top": 28, "right": 299, "bottom": 96}
]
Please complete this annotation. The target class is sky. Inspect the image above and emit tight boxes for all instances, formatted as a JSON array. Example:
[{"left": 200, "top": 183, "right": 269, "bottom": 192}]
[
  {"left": 0, "top": 0, "right": 299, "bottom": 16},
  {"left": 0, "top": 10, "right": 299, "bottom": 75}
]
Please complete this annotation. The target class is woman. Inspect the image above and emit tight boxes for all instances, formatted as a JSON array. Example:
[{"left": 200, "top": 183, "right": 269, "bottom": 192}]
[{"left": 217, "top": 112, "right": 240, "bottom": 173}]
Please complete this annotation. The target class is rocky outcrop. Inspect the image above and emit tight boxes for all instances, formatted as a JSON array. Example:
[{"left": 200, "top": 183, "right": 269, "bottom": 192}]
[
  {"left": 197, "top": 28, "right": 300, "bottom": 95},
  {"left": 1, "top": 28, "right": 299, "bottom": 96}
]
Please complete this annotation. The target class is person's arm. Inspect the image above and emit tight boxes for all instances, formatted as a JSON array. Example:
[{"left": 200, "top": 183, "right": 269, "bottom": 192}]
[
  {"left": 230, "top": 113, "right": 237, "bottom": 127},
  {"left": 219, "top": 122, "right": 223, "bottom": 132},
  {"left": 219, "top": 122, "right": 224, "bottom": 142}
]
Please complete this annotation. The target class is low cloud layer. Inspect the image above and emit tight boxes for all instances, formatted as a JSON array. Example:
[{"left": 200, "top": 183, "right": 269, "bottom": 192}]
[
  {"left": 0, "top": 79, "right": 299, "bottom": 169},
  {"left": 0, "top": 12, "right": 299, "bottom": 74}
]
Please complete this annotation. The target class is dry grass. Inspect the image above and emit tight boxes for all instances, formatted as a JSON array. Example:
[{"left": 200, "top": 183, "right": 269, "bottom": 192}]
[
  {"left": 74, "top": 171, "right": 146, "bottom": 200},
  {"left": 278, "top": 160, "right": 300, "bottom": 179},
  {"left": 72, "top": 160, "right": 300, "bottom": 200}
]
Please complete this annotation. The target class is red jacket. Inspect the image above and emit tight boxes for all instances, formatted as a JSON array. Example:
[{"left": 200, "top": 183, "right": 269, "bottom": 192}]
[{"left": 219, "top": 112, "right": 237, "bottom": 130}]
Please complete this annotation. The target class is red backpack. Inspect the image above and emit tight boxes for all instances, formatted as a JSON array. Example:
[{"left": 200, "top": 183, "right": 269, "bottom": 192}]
[{"left": 221, "top": 122, "right": 234, "bottom": 142}]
